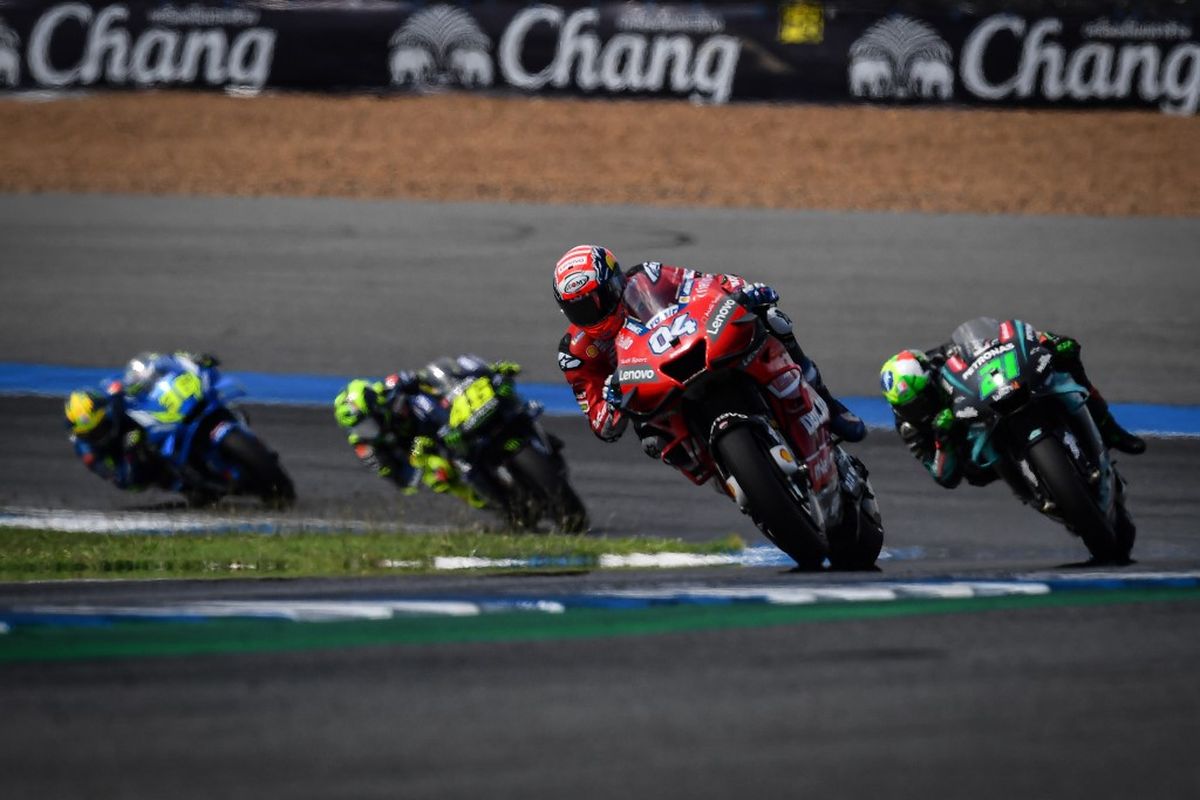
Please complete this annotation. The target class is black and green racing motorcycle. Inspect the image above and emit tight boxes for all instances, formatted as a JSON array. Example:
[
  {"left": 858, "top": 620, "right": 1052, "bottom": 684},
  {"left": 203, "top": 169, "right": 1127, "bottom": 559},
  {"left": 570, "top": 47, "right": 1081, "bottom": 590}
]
[
  {"left": 939, "top": 317, "right": 1135, "bottom": 562},
  {"left": 418, "top": 355, "right": 590, "bottom": 534}
]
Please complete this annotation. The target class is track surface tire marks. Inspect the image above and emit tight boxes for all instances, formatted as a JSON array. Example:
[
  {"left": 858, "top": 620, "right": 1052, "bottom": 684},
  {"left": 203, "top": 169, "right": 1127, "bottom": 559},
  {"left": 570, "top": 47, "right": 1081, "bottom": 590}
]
[
  {"left": 2, "top": 599, "right": 1199, "bottom": 799},
  {"left": 2, "top": 194, "right": 1198, "bottom": 401}
]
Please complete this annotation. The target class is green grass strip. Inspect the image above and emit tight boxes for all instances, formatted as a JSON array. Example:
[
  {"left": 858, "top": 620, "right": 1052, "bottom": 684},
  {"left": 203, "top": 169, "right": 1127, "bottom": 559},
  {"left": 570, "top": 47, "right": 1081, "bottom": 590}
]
[
  {"left": 0, "top": 527, "right": 746, "bottom": 581},
  {"left": 2, "top": 587, "right": 1197, "bottom": 664}
]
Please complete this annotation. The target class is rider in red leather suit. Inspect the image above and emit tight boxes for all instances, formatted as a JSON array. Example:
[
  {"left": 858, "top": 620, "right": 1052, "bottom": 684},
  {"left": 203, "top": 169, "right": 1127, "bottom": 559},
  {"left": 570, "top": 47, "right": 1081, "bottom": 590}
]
[{"left": 553, "top": 245, "right": 865, "bottom": 454}]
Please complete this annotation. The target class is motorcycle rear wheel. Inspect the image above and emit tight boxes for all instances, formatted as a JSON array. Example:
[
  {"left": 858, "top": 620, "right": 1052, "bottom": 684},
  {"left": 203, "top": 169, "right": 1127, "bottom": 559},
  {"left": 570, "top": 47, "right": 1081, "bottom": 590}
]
[
  {"left": 1026, "top": 437, "right": 1120, "bottom": 562},
  {"left": 715, "top": 426, "right": 827, "bottom": 569},
  {"left": 219, "top": 429, "right": 296, "bottom": 508},
  {"left": 827, "top": 501, "right": 884, "bottom": 571}
]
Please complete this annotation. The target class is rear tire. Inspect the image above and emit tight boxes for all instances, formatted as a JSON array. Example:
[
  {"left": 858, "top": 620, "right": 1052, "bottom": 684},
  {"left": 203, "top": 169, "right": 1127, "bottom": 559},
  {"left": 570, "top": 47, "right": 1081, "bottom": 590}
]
[
  {"left": 714, "top": 426, "right": 827, "bottom": 569},
  {"left": 219, "top": 429, "right": 296, "bottom": 508},
  {"left": 509, "top": 448, "right": 590, "bottom": 533},
  {"left": 828, "top": 503, "right": 884, "bottom": 571},
  {"left": 1026, "top": 437, "right": 1117, "bottom": 562}
]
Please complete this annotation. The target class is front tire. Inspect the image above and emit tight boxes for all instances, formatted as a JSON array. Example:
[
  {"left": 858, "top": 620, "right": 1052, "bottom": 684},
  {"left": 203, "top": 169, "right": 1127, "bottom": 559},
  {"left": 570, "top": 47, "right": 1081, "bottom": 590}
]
[
  {"left": 1026, "top": 437, "right": 1118, "bottom": 562},
  {"left": 714, "top": 426, "right": 827, "bottom": 569},
  {"left": 219, "top": 429, "right": 296, "bottom": 508},
  {"left": 508, "top": 448, "right": 590, "bottom": 533}
]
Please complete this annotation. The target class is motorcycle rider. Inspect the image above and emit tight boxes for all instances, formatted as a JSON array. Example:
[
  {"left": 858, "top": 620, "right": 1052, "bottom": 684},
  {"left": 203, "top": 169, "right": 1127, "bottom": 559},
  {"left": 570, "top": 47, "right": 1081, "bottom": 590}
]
[
  {"left": 553, "top": 244, "right": 865, "bottom": 456},
  {"left": 879, "top": 323, "right": 1145, "bottom": 490},
  {"left": 65, "top": 387, "right": 177, "bottom": 492},
  {"left": 63, "top": 350, "right": 219, "bottom": 493},
  {"left": 332, "top": 358, "right": 523, "bottom": 508}
]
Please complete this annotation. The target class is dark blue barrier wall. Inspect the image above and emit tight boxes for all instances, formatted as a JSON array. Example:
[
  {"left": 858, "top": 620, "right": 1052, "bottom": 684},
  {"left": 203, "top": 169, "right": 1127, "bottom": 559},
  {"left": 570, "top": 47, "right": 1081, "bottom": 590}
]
[{"left": 0, "top": 1, "right": 1195, "bottom": 113}]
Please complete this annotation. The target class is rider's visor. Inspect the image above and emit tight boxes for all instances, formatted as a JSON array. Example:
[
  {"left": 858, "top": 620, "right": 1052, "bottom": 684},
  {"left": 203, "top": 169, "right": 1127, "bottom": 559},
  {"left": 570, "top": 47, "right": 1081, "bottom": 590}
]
[{"left": 560, "top": 274, "right": 622, "bottom": 328}]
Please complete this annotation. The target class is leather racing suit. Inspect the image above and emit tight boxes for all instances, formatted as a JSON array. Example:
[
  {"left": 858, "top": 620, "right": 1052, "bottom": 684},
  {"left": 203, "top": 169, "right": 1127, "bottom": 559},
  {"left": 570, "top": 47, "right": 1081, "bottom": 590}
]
[
  {"left": 558, "top": 262, "right": 862, "bottom": 452},
  {"left": 893, "top": 330, "right": 1145, "bottom": 489}
]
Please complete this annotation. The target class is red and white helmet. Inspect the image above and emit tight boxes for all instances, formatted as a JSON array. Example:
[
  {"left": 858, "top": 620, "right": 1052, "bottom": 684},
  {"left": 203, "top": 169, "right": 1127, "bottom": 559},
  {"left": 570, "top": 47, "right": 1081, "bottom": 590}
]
[{"left": 552, "top": 244, "right": 625, "bottom": 339}]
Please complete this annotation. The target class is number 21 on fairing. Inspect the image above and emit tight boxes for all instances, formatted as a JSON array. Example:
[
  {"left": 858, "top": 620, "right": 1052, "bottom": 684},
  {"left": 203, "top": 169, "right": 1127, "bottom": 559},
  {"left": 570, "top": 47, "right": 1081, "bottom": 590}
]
[{"left": 648, "top": 315, "right": 698, "bottom": 354}]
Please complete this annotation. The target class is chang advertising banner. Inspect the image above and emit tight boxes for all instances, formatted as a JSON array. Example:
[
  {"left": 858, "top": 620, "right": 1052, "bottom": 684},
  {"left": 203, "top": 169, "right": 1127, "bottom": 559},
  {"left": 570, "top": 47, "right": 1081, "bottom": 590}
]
[{"left": 0, "top": 1, "right": 1194, "bottom": 114}]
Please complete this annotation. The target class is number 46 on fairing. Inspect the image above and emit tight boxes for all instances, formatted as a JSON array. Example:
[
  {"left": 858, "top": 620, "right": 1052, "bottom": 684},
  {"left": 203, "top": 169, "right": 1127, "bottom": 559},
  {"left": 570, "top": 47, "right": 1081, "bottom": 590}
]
[{"left": 648, "top": 314, "right": 698, "bottom": 354}]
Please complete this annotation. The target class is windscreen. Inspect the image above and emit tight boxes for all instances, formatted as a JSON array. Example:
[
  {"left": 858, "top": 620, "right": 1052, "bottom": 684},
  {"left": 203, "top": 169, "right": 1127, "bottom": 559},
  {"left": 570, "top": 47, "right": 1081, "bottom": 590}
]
[
  {"left": 420, "top": 357, "right": 465, "bottom": 394},
  {"left": 420, "top": 355, "right": 488, "bottom": 394},
  {"left": 950, "top": 317, "right": 1002, "bottom": 357},
  {"left": 622, "top": 270, "right": 680, "bottom": 325}
]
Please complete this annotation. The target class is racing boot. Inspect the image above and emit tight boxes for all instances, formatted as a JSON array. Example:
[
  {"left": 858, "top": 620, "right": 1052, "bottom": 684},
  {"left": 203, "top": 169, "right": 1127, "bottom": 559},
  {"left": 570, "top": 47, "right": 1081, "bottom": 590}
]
[
  {"left": 1096, "top": 412, "right": 1146, "bottom": 455},
  {"left": 793, "top": 349, "right": 866, "bottom": 443},
  {"left": 1086, "top": 393, "right": 1146, "bottom": 455},
  {"left": 764, "top": 308, "right": 865, "bottom": 442}
]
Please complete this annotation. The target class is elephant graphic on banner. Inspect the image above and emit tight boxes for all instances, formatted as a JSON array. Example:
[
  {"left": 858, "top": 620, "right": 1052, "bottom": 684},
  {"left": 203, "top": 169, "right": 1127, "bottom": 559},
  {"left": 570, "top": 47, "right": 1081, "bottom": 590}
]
[
  {"left": 449, "top": 49, "right": 492, "bottom": 87},
  {"left": 908, "top": 59, "right": 953, "bottom": 99},
  {"left": 387, "top": 4, "right": 494, "bottom": 89},
  {"left": 390, "top": 46, "right": 434, "bottom": 86},
  {"left": 847, "top": 15, "right": 954, "bottom": 102},
  {"left": 850, "top": 59, "right": 892, "bottom": 98},
  {"left": 0, "top": 22, "right": 20, "bottom": 87}
]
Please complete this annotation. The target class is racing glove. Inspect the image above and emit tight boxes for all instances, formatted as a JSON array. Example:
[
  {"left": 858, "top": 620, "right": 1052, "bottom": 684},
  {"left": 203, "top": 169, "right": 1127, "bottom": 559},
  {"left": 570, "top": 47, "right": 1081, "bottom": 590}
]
[
  {"left": 491, "top": 360, "right": 522, "bottom": 377},
  {"left": 737, "top": 282, "right": 780, "bottom": 309},
  {"left": 897, "top": 421, "right": 931, "bottom": 458},
  {"left": 603, "top": 373, "right": 623, "bottom": 410},
  {"left": 177, "top": 351, "right": 219, "bottom": 368}
]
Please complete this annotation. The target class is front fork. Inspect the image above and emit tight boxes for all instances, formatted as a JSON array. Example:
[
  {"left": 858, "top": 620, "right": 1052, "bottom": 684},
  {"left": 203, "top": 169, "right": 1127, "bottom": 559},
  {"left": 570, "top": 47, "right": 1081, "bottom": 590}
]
[{"left": 999, "top": 396, "right": 1114, "bottom": 517}]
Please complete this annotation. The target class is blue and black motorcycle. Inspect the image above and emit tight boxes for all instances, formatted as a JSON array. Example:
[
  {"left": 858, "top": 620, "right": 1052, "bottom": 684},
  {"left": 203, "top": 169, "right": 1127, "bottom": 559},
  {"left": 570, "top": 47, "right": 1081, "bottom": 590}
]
[
  {"left": 939, "top": 318, "right": 1134, "bottom": 562},
  {"left": 121, "top": 353, "right": 295, "bottom": 507}
]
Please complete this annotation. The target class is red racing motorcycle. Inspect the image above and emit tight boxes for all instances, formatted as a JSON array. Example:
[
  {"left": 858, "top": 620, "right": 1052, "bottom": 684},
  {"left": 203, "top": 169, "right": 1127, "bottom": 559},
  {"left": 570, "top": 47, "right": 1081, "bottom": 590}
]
[{"left": 613, "top": 267, "right": 884, "bottom": 569}]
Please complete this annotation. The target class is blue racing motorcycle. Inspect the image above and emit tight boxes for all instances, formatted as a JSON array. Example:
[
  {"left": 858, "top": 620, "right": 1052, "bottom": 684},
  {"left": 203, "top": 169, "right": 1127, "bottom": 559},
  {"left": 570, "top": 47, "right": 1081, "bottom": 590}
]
[{"left": 121, "top": 353, "right": 295, "bottom": 507}]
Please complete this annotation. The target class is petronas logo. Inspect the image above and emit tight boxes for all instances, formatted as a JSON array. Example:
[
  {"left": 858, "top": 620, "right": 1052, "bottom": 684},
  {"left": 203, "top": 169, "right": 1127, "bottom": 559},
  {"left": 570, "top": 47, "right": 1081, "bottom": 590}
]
[
  {"left": 388, "top": 5, "right": 493, "bottom": 89},
  {"left": 848, "top": 15, "right": 953, "bottom": 100}
]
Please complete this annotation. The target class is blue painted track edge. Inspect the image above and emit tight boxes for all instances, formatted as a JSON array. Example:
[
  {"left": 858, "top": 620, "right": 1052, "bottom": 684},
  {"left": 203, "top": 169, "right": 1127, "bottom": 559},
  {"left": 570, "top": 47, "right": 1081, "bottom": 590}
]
[{"left": 2, "top": 361, "right": 1197, "bottom": 435}]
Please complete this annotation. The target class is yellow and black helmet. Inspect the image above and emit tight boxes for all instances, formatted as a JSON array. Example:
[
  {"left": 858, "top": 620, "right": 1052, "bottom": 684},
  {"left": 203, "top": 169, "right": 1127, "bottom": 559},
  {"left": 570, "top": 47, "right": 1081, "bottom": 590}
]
[{"left": 64, "top": 390, "right": 115, "bottom": 443}]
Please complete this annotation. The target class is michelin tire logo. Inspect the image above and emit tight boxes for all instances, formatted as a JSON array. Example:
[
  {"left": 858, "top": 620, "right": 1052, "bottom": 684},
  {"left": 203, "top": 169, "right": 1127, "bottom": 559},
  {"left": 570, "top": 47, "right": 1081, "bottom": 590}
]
[
  {"left": 389, "top": 4, "right": 493, "bottom": 88},
  {"left": 848, "top": 15, "right": 953, "bottom": 100}
]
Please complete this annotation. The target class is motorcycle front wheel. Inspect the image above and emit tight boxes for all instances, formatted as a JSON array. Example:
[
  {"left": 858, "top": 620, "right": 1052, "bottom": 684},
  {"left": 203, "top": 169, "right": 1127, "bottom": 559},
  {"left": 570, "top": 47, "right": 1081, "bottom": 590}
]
[
  {"left": 508, "top": 448, "right": 590, "bottom": 534},
  {"left": 1026, "top": 436, "right": 1121, "bottom": 562},
  {"left": 715, "top": 426, "right": 827, "bottom": 570}
]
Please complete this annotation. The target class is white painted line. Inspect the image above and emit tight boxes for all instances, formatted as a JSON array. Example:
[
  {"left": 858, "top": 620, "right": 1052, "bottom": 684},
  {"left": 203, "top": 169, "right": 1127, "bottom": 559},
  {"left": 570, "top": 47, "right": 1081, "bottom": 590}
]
[
  {"left": 598, "top": 552, "right": 743, "bottom": 568},
  {"left": 18, "top": 599, "right": 483, "bottom": 623},
  {"left": 890, "top": 583, "right": 978, "bottom": 599},
  {"left": 0, "top": 506, "right": 453, "bottom": 535},
  {"left": 960, "top": 581, "right": 1052, "bottom": 596},
  {"left": 1021, "top": 570, "right": 1200, "bottom": 583},
  {"left": 808, "top": 587, "right": 900, "bottom": 602},
  {"left": 432, "top": 556, "right": 529, "bottom": 570}
]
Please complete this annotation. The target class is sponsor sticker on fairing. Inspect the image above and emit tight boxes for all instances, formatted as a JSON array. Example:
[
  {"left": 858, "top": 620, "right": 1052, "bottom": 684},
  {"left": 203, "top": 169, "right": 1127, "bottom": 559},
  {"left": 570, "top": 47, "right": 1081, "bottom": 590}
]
[
  {"left": 618, "top": 367, "right": 656, "bottom": 382},
  {"left": 705, "top": 297, "right": 738, "bottom": 338}
]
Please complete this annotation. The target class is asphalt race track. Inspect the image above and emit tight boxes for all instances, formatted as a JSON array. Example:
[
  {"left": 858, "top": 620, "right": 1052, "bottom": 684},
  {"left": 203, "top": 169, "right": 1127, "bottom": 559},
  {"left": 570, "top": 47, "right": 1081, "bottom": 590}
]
[{"left": 1, "top": 194, "right": 1199, "bottom": 798}]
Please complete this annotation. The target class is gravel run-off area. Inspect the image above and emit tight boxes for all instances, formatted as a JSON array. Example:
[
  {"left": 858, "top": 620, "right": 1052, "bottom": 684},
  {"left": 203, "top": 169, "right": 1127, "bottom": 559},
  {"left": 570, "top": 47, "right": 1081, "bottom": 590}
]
[{"left": 0, "top": 92, "right": 1196, "bottom": 217}]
